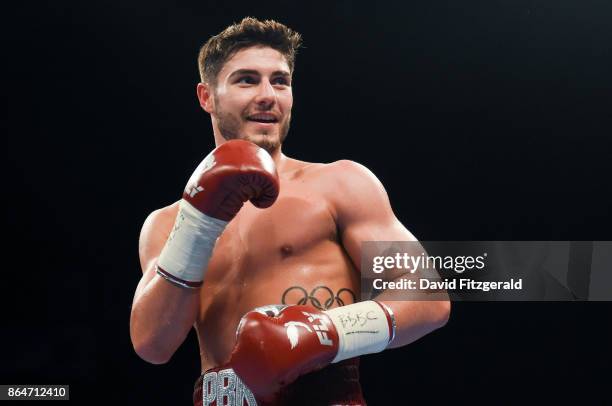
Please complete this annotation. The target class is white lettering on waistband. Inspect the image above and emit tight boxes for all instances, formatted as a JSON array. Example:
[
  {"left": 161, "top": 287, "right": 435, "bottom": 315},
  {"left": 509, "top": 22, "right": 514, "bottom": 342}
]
[{"left": 202, "top": 368, "right": 257, "bottom": 406}]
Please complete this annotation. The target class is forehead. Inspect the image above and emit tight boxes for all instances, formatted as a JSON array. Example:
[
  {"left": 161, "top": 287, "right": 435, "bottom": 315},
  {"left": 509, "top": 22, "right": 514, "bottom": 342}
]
[{"left": 218, "top": 46, "right": 290, "bottom": 79}]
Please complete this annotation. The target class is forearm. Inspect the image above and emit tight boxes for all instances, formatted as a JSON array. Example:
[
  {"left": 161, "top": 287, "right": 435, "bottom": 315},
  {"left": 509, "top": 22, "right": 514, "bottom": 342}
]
[
  {"left": 130, "top": 274, "right": 199, "bottom": 364},
  {"left": 379, "top": 298, "right": 451, "bottom": 349},
  {"left": 374, "top": 263, "right": 451, "bottom": 348}
]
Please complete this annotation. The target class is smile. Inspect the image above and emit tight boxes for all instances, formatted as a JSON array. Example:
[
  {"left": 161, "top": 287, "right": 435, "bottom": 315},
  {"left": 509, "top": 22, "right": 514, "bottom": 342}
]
[{"left": 246, "top": 113, "right": 279, "bottom": 124}]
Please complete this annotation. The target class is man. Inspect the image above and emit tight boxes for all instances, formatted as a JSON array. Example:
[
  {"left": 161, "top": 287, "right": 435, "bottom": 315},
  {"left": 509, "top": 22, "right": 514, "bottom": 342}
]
[{"left": 130, "top": 17, "right": 450, "bottom": 405}]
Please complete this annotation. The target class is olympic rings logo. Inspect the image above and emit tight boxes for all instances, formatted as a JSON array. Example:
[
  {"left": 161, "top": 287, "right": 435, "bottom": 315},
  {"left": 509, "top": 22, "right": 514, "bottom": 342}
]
[{"left": 281, "top": 286, "right": 356, "bottom": 310}]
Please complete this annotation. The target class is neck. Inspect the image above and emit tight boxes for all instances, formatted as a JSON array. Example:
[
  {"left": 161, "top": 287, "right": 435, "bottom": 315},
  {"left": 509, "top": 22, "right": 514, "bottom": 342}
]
[
  {"left": 267, "top": 146, "right": 285, "bottom": 167},
  {"left": 261, "top": 146, "right": 295, "bottom": 175}
]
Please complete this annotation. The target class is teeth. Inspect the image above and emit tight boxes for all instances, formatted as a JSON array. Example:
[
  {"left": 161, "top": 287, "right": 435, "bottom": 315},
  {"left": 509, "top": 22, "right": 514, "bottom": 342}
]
[
  {"left": 249, "top": 115, "right": 276, "bottom": 122},
  {"left": 249, "top": 114, "right": 276, "bottom": 121}
]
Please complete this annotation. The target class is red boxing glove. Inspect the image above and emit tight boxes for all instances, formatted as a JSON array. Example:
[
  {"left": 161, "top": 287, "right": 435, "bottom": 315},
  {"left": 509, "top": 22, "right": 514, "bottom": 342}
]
[
  {"left": 156, "top": 140, "right": 279, "bottom": 288},
  {"left": 225, "top": 301, "right": 395, "bottom": 401},
  {"left": 227, "top": 305, "right": 339, "bottom": 401},
  {"left": 183, "top": 139, "right": 279, "bottom": 221}
]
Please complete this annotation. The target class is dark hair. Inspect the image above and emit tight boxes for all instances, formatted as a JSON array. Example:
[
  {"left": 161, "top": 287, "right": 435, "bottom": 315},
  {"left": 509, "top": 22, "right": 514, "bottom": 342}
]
[{"left": 198, "top": 17, "right": 302, "bottom": 85}]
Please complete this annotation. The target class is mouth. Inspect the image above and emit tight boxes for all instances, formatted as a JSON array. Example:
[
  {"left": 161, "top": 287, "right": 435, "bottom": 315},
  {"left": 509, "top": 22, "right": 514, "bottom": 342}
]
[{"left": 246, "top": 113, "right": 279, "bottom": 125}]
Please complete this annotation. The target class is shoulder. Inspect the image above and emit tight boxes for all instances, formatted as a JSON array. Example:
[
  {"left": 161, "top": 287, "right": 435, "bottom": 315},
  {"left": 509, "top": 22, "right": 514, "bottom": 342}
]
[
  {"left": 138, "top": 201, "right": 180, "bottom": 271},
  {"left": 313, "top": 160, "right": 391, "bottom": 223},
  {"left": 282, "top": 157, "right": 374, "bottom": 178},
  {"left": 282, "top": 157, "right": 387, "bottom": 201},
  {"left": 319, "top": 160, "right": 385, "bottom": 193},
  {"left": 141, "top": 201, "right": 180, "bottom": 234}
]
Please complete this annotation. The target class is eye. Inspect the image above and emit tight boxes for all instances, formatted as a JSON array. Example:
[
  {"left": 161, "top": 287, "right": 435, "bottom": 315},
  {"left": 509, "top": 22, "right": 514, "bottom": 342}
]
[
  {"left": 272, "top": 77, "right": 290, "bottom": 86},
  {"left": 237, "top": 76, "right": 257, "bottom": 85}
]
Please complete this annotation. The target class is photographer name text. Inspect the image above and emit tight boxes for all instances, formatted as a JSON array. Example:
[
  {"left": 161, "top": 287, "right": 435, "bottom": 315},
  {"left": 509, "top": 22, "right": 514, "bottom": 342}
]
[{"left": 373, "top": 278, "right": 523, "bottom": 291}]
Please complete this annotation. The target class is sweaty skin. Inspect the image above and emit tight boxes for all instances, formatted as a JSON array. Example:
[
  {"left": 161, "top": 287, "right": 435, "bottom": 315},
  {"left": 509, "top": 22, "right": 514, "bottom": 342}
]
[
  {"left": 201, "top": 158, "right": 364, "bottom": 370},
  {"left": 131, "top": 45, "right": 450, "bottom": 374},
  {"left": 147, "top": 157, "right": 364, "bottom": 371}
]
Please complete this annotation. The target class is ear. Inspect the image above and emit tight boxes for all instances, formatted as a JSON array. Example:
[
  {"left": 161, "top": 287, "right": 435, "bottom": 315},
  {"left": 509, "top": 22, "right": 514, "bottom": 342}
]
[{"left": 196, "top": 82, "right": 214, "bottom": 113}]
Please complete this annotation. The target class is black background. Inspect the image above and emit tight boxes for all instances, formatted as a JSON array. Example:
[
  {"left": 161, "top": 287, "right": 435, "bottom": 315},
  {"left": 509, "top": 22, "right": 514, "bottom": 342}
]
[{"left": 2, "top": 0, "right": 611, "bottom": 404}]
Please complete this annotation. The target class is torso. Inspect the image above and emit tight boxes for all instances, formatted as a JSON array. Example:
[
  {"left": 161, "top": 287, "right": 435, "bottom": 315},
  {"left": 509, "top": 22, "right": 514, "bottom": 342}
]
[{"left": 193, "top": 159, "right": 360, "bottom": 371}]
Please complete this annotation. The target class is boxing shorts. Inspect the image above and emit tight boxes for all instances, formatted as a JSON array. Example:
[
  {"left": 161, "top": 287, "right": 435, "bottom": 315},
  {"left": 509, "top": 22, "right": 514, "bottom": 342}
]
[{"left": 193, "top": 358, "right": 366, "bottom": 406}]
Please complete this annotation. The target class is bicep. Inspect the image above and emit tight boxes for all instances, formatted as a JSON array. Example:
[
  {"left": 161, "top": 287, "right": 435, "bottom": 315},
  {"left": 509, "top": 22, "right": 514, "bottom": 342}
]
[
  {"left": 342, "top": 213, "right": 417, "bottom": 272},
  {"left": 331, "top": 161, "right": 417, "bottom": 271}
]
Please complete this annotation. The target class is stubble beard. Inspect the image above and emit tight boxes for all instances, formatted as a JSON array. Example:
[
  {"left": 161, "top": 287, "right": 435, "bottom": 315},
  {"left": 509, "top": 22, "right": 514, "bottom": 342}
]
[{"left": 214, "top": 100, "right": 290, "bottom": 154}]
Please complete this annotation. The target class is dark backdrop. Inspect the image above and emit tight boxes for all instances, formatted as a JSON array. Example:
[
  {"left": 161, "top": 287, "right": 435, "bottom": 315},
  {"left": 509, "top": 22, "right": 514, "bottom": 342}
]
[{"left": 2, "top": 0, "right": 611, "bottom": 404}]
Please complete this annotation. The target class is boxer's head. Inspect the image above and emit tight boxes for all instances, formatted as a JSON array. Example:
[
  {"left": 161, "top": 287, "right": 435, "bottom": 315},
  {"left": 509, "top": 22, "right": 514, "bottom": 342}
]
[{"left": 197, "top": 18, "right": 302, "bottom": 153}]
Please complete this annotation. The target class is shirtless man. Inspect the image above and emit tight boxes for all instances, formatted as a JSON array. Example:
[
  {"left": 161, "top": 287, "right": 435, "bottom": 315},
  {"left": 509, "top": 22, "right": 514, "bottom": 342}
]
[{"left": 130, "top": 17, "right": 450, "bottom": 405}]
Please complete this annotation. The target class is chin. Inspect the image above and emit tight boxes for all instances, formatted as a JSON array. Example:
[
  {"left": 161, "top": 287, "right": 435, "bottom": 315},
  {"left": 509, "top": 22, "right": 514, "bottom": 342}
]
[{"left": 243, "top": 133, "right": 281, "bottom": 152}]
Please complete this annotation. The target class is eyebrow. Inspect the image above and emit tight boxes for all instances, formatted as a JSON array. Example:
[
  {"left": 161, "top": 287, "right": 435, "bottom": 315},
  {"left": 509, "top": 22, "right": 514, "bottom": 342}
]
[{"left": 228, "top": 69, "right": 291, "bottom": 79}]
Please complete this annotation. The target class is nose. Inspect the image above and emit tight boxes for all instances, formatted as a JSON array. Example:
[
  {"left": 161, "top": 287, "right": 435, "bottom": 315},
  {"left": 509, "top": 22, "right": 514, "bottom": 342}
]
[{"left": 253, "top": 79, "right": 276, "bottom": 108}]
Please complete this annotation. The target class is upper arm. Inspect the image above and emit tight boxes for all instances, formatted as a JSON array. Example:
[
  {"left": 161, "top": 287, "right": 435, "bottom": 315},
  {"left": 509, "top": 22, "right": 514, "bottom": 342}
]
[
  {"left": 328, "top": 160, "right": 417, "bottom": 270},
  {"left": 328, "top": 161, "right": 451, "bottom": 332},
  {"left": 135, "top": 202, "right": 179, "bottom": 297}
]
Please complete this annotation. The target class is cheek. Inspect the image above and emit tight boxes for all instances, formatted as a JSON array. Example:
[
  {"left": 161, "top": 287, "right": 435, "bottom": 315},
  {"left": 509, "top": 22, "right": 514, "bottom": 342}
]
[
  {"left": 217, "top": 94, "right": 247, "bottom": 116},
  {"left": 280, "top": 92, "right": 293, "bottom": 113}
]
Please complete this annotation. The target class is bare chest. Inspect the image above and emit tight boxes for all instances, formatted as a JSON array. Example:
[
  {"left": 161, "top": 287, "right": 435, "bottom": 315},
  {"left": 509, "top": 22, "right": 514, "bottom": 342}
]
[
  {"left": 194, "top": 171, "right": 360, "bottom": 368},
  {"left": 206, "top": 184, "right": 337, "bottom": 279}
]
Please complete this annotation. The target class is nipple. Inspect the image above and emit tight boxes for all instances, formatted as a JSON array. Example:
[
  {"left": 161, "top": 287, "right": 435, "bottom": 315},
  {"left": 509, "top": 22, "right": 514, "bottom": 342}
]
[{"left": 280, "top": 244, "right": 293, "bottom": 258}]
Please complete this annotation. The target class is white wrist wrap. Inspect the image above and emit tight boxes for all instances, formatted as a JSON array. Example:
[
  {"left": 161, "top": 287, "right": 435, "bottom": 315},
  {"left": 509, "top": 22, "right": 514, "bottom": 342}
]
[
  {"left": 325, "top": 300, "right": 393, "bottom": 363},
  {"left": 156, "top": 199, "right": 228, "bottom": 288}
]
